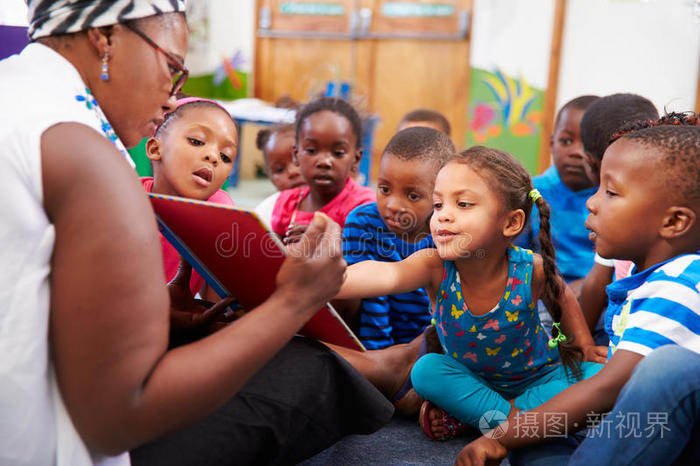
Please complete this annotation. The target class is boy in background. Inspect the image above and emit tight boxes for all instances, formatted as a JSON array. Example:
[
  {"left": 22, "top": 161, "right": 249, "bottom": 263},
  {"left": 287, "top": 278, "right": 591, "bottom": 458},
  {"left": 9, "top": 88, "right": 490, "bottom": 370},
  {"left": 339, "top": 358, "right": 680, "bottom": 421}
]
[
  {"left": 516, "top": 95, "right": 599, "bottom": 294},
  {"left": 577, "top": 93, "right": 659, "bottom": 343},
  {"left": 397, "top": 108, "right": 451, "bottom": 137},
  {"left": 341, "top": 126, "right": 455, "bottom": 349}
]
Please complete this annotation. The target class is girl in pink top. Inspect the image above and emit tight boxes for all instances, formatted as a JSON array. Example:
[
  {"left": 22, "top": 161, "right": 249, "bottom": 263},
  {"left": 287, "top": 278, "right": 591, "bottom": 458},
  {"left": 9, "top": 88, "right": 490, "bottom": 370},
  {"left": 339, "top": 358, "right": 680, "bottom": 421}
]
[
  {"left": 271, "top": 97, "right": 376, "bottom": 243},
  {"left": 143, "top": 97, "right": 237, "bottom": 296}
]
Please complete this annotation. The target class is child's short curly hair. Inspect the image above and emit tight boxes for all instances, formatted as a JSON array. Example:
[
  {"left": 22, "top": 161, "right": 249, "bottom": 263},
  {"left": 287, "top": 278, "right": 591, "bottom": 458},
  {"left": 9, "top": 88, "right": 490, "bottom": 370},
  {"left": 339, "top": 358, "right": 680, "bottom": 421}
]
[
  {"left": 398, "top": 109, "right": 451, "bottom": 136},
  {"left": 580, "top": 93, "right": 658, "bottom": 162},
  {"left": 383, "top": 126, "right": 455, "bottom": 169},
  {"left": 294, "top": 97, "right": 362, "bottom": 147},
  {"left": 255, "top": 123, "right": 295, "bottom": 152},
  {"left": 615, "top": 113, "right": 700, "bottom": 204}
]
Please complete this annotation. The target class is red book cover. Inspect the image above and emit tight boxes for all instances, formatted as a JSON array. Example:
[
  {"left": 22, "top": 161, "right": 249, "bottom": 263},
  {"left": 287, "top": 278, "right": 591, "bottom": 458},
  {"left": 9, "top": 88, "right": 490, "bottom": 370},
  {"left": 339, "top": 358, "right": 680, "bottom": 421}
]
[{"left": 148, "top": 193, "right": 365, "bottom": 351}]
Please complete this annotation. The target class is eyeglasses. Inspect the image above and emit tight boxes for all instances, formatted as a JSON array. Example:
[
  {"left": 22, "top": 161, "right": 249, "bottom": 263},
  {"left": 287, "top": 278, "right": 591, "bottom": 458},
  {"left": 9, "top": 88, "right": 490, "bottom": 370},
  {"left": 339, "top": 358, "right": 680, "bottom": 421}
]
[{"left": 123, "top": 22, "right": 189, "bottom": 97}]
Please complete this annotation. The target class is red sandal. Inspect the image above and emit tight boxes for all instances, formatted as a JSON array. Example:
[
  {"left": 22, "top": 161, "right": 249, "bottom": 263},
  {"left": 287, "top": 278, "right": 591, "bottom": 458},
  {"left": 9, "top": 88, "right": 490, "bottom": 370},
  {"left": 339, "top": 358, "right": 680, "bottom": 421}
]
[{"left": 419, "top": 400, "right": 470, "bottom": 441}]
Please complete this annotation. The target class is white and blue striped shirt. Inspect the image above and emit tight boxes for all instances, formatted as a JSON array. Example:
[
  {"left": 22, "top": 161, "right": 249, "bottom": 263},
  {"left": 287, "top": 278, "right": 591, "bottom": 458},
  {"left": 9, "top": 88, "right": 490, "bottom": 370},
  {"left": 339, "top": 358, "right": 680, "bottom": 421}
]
[{"left": 605, "top": 253, "right": 700, "bottom": 358}]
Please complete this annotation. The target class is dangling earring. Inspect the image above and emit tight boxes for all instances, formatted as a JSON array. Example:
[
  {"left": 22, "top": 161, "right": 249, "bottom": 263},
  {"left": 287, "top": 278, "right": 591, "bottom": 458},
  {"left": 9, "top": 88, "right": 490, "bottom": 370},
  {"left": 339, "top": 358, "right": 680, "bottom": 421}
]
[{"left": 100, "top": 53, "right": 109, "bottom": 81}]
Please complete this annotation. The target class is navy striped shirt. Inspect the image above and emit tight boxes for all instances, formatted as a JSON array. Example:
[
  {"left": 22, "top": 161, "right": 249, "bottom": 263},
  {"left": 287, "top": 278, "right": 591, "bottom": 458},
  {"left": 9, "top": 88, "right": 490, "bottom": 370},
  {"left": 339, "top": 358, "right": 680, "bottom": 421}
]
[{"left": 343, "top": 203, "right": 434, "bottom": 349}]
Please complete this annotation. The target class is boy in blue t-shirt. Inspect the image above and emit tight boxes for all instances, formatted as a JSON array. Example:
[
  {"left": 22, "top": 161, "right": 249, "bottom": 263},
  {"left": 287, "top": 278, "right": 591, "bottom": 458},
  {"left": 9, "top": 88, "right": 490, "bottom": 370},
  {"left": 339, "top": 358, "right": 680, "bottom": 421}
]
[
  {"left": 456, "top": 122, "right": 700, "bottom": 464},
  {"left": 516, "top": 96, "right": 599, "bottom": 289},
  {"left": 341, "top": 126, "right": 455, "bottom": 349}
]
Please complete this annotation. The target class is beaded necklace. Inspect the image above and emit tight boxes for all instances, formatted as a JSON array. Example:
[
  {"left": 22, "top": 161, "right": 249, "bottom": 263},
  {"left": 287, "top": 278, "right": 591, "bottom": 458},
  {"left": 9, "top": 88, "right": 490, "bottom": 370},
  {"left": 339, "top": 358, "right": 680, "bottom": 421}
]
[{"left": 74, "top": 87, "right": 134, "bottom": 168}]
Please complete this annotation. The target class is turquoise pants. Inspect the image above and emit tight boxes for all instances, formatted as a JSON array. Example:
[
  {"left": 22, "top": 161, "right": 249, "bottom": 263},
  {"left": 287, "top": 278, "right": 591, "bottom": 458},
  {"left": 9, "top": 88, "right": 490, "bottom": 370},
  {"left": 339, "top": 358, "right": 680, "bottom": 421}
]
[{"left": 411, "top": 353, "right": 602, "bottom": 428}]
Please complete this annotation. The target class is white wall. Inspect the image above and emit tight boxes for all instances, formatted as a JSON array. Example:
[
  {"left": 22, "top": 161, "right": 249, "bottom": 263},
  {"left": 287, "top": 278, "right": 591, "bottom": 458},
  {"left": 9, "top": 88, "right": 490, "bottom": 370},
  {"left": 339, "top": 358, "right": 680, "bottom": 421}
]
[
  {"left": 471, "top": 0, "right": 555, "bottom": 88},
  {"left": 182, "top": 0, "right": 255, "bottom": 77},
  {"left": 557, "top": 0, "right": 699, "bottom": 113},
  {"left": 4, "top": 0, "right": 697, "bottom": 110},
  {"left": 0, "top": 0, "right": 28, "bottom": 26},
  {"left": 204, "top": 0, "right": 255, "bottom": 75}
]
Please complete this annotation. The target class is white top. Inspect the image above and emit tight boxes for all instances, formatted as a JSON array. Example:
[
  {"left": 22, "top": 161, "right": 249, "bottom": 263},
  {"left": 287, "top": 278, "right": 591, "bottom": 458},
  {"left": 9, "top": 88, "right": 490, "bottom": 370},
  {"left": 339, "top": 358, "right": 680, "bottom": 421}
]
[
  {"left": 0, "top": 43, "right": 130, "bottom": 466},
  {"left": 593, "top": 252, "right": 615, "bottom": 268},
  {"left": 253, "top": 191, "right": 281, "bottom": 229}
]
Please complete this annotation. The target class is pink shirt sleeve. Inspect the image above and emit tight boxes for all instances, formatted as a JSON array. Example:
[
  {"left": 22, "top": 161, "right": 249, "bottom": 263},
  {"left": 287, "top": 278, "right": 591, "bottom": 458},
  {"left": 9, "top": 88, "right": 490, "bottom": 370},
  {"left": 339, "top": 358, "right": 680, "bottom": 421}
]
[
  {"left": 141, "top": 178, "right": 235, "bottom": 296},
  {"left": 322, "top": 178, "right": 376, "bottom": 228}
]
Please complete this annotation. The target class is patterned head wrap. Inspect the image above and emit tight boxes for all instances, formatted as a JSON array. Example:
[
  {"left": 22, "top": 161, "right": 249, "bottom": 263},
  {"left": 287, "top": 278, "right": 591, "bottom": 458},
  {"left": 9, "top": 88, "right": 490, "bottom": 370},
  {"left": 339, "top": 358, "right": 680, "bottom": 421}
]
[{"left": 26, "top": 0, "right": 187, "bottom": 41}]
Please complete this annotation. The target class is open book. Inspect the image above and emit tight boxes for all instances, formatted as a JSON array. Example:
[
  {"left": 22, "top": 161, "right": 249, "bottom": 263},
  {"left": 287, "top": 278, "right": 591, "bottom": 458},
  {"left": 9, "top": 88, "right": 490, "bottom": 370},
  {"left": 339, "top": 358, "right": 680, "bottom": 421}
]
[{"left": 148, "top": 193, "right": 365, "bottom": 351}]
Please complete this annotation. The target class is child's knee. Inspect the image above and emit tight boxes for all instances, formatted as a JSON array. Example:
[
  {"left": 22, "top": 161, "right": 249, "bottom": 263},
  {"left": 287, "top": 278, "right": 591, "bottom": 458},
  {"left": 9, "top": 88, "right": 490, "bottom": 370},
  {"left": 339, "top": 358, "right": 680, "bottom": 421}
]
[{"left": 411, "top": 353, "right": 447, "bottom": 398}]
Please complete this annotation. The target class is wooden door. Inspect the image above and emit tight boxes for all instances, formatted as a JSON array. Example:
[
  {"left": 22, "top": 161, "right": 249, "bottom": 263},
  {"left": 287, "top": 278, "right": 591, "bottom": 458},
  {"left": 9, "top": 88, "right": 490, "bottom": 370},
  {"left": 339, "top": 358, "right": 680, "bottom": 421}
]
[
  {"left": 254, "top": 0, "right": 358, "bottom": 103},
  {"left": 356, "top": 0, "right": 472, "bottom": 171},
  {"left": 254, "top": 0, "right": 473, "bottom": 180}
]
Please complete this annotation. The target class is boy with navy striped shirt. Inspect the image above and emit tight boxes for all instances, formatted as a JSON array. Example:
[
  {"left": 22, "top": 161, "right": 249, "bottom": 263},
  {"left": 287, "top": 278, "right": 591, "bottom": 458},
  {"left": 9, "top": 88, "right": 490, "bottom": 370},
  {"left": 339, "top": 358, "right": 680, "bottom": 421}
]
[
  {"left": 457, "top": 121, "right": 700, "bottom": 463},
  {"left": 341, "top": 127, "right": 455, "bottom": 349}
]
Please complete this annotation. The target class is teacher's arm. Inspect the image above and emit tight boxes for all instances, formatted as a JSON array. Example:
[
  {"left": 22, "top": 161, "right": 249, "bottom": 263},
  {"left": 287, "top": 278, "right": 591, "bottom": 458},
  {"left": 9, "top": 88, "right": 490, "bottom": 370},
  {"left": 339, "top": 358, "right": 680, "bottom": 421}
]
[{"left": 44, "top": 123, "right": 345, "bottom": 455}]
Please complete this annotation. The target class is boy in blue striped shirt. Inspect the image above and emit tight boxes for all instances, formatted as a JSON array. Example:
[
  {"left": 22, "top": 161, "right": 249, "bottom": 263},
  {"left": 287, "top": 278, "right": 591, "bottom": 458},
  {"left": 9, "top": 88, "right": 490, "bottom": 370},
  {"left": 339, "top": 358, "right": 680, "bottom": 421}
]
[
  {"left": 457, "top": 121, "right": 700, "bottom": 464},
  {"left": 341, "top": 127, "right": 455, "bottom": 349}
]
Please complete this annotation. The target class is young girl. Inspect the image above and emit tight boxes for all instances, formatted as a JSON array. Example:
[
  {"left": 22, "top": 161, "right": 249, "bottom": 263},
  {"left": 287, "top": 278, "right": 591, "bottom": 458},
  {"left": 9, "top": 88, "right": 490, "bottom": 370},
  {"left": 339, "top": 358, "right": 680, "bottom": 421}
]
[
  {"left": 253, "top": 123, "right": 304, "bottom": 228},
  {"left": 257, "top": 123, "right": 304, "bottom": 192},
  {"left": 270, "top": 97, "right": 375, "bottom": 243},
  {"left": 144, "top": 97, "right": 238, "bottom": 298},
  {"left": 336, "top": 146, "right": 605, "bottom": 440},
  {"left": 457, "top": 119, "right": 700, "bottom": 466}
]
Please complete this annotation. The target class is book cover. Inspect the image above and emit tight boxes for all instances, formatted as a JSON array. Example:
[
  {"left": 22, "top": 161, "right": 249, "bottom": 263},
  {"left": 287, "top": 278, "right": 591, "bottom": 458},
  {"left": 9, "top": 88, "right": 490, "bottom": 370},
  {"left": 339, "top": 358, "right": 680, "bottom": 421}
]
[{"left": 148, "top": 193, "right": 365, "bottom": 351}]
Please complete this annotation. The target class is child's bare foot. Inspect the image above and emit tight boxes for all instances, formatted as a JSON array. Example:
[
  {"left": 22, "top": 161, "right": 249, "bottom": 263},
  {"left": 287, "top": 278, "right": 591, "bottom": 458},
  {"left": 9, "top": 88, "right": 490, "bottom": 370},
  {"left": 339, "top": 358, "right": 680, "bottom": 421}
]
[
  {"left": 419, "top": 400, "right": 471, "bottom": 441},
  {"left": 418, "top": 401, "right": 471, "bottom": 441},
  {"left": 420, "top": 401, "right": 448, "bottom": 439}
]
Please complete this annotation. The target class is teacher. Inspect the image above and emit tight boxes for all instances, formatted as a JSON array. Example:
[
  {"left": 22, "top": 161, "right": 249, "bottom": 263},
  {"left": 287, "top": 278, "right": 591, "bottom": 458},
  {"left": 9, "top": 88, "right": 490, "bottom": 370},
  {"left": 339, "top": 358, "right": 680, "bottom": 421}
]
[{"left": 0, "top": 2, "right": 391, "bottom": 465}]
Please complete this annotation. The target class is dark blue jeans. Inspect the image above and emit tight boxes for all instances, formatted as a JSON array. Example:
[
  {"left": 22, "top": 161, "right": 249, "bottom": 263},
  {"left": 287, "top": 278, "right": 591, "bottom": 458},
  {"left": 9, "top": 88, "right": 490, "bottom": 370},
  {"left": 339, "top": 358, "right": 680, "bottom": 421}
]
[
  {"left": 569, "top": 345, "right": 700, "bottom": 465},
  {"left": 509, "top": 345, "right": 699, "bottom": 465}
]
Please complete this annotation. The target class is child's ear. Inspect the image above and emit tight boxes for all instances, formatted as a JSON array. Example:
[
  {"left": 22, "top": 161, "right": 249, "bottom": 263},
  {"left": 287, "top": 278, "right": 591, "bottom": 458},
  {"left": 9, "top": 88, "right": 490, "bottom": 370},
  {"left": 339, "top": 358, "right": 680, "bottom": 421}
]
[
  {"left": 659, "top": 206, "right": 696, "bottom": 240},
  {"left": 292, "top": 145, "right": 300, "bottom": 166},
  {"left": 352, "top": 148, "right": 363, "bottom": 173},
  {"left": 584, "top": 152, "right": 600, "bottom": 174},
  {"left": 145, "top": 137, "right": 162, "bottom": 162},
  {"left": 503, "top": 209, "right": 526, "bottom": 238}
]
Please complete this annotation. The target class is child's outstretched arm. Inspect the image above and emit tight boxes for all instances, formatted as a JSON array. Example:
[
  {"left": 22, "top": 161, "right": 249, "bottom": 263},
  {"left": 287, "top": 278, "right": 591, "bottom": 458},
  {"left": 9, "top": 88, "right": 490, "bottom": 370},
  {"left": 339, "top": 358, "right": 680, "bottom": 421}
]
[
  {"left": 335, "top": 248, "right": 442, "bottom": 301},
  {"left": 533, "top": 255, "right": 607, "bottom": 363},
  {"left": 454, "top": 349, "right": 644, "bottom": 466}
]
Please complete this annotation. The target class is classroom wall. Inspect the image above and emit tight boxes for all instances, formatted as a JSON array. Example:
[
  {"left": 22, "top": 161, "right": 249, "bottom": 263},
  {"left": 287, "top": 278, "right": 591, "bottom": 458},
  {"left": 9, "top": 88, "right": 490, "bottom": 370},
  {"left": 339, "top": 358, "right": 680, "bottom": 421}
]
[
  {"left": 466, "top": 0, "right": 554, "bottom": 174},
  {"left": 556, "top": 0, "right": 699, "bottom": 114},
  {"left": 4, "top": 0, "right": 697, "bottom": 119},
  {"left": 199, "top": 0, "right": 255, "bottom": 80}
]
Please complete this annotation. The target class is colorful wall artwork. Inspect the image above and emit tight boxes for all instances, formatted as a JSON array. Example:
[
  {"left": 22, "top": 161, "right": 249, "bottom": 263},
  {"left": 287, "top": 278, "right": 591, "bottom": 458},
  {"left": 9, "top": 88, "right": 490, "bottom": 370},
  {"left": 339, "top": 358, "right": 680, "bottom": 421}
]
[
  {"left": 466, "top": 0, "right": 554, "bottom": 175},
  {"left": 182, "top": 50, "right": 250, "bottom": 100},
  {"left": 181, "top": 0, "right": 254, "bottom": 100},
  {"left": 466, "top": 67, "right": 544, "bottom": 175}
]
